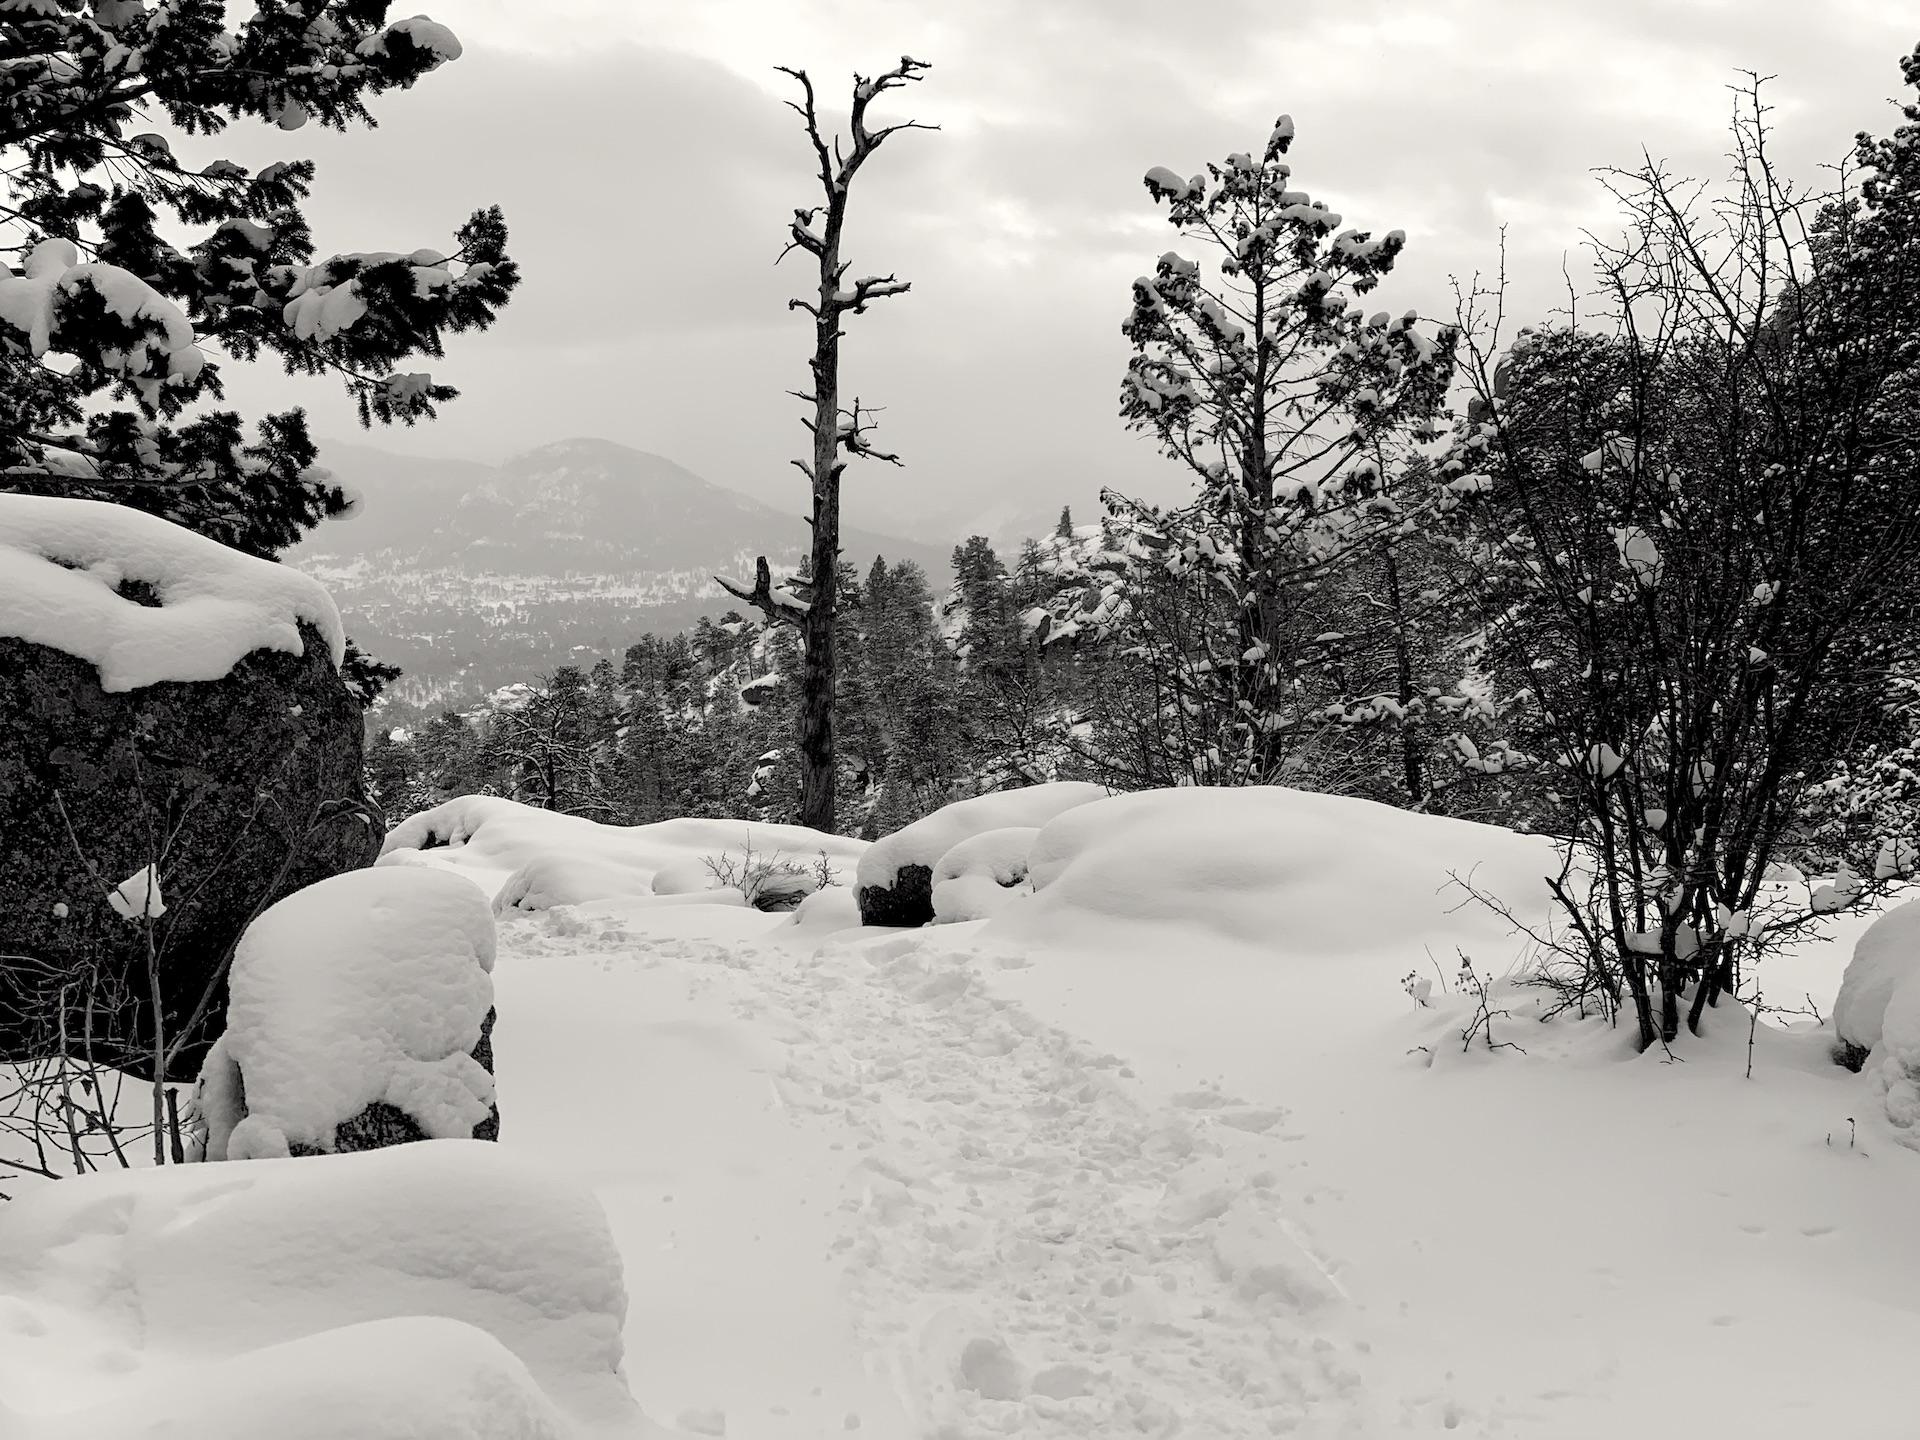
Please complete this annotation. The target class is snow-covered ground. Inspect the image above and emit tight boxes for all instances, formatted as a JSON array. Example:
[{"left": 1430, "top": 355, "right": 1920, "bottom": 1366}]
[{"left": 4, "top": 790, "right": 1914, "bottom": 1437}]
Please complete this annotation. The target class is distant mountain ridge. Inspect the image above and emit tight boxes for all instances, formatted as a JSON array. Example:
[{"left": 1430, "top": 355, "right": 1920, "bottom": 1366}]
[{"left": 290, "top": 437, "right": 955, "bottom": 716}]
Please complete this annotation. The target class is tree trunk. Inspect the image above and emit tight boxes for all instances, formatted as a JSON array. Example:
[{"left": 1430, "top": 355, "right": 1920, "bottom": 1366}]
[
  {"left": 1621, "top": 951, "right": 1658, "bottom": 1051},
  {"left": 1380, "top": 540, "right": 1429, "bottom": 810},
  {"left": 1238, "top": 353, "right": 1281, "bottom": 782},
  {"left": 799, "top": 215, "right": 844, "bottom": 833}
]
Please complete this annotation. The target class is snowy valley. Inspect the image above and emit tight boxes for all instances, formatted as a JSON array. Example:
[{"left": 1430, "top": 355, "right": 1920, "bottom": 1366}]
[{"left": 286, "top": 439, "right": 954, "bottom": 717}]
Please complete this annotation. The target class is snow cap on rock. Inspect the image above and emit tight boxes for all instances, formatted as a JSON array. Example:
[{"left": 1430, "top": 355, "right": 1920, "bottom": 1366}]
[
  {"left": 0, "top": 494, "right": 343, "bottom": 691},
  {"left": 857, "top": 783, "right": 1108, "bottom": 895}
]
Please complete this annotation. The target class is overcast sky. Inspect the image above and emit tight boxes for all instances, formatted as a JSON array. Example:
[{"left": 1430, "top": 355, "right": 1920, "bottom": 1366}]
[{"left": 213, "top": 0, "right": 1917, "bottom": 530}]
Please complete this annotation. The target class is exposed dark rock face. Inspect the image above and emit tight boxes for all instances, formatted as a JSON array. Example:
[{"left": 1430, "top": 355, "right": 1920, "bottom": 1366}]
[
  {"left": 0, "top": 622, "right": 379, "bottom": 1081},
  {"left": 275, "top": 1010, "right": 499, "bottom": 1157},
  {"left": 856, "top": 863, "right": 935, "bottom": 928},
  {"left": 469, "top": 1006, "right": 500, "bottom": 1142}
]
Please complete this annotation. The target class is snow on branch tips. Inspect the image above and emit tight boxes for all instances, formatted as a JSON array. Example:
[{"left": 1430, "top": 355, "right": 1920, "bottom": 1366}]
[
  {"left": 1091, "top": 110, "right": 1459, "bottom": 792},
  {"left": 0, "top": 3, "right": 519, "bottom": 556}
]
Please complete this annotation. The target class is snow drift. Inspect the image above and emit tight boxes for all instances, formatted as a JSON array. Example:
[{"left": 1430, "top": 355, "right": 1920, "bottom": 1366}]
[
  {"left": 857, "top": 783, "right": 1108, "bottom": 894},
  {"left": 1835, "top": 900, "right": 1920, "bottom": 1147},
  {"left": 995, "top": 785, "right": 1556, "bottom": 954},
  {"left": 930, "top": 825, "right": 1041, "bottom": 924},
  {"left": 0, "top": 1141, "right": 660, "bottom": 1439},
  {"left": 383, "top": 794, "right": 864, "bottom": 911},
  {"left": 856, "top": 782, "right": 1107, "bottom": 925}
]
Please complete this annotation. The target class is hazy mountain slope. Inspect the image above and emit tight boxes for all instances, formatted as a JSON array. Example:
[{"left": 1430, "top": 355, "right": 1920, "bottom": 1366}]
[{"left": 291, "top": 437, "right": 955, "bottom": 716}]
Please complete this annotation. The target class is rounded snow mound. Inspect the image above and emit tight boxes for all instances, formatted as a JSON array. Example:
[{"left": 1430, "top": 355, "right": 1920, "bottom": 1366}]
[
  {"left": 1834, "top": 898, "right": 1920, "bottom": 1056},
  {"left": 993, "top": 786, "right": 1555, "bottom": 955},
  {"left": 0, "top": 492, "right": 343, "bottom": 691},
  {"left": 931, "top": 826, "right": 1041, "bottom": 925},
  {"left": 492, "top": 852, "right": 680, "bottom": 915},
  {"left": 492, "top": 860, "right": 751, "bottom": 916},
  {"left": 791, "top": 884, "right": 863, "bottom": 934},
  {"left": 203, "top": 866, "right": 497, "bottom": 1159},
  {"left": 51, "top": 1316, "right": 572, "bottom": 1440},
  {"left": 0, "top": 1142, "right": 652, "bottom": 1438},
  {"left": 856, "top": 782, "right": 1108, "bottom": 927},
  {"left": 382, "top": 794, "right": 864, "bottom": 911},
  {"left": 1872, "top": 966, "right": 1920, "bottom": 1146}
]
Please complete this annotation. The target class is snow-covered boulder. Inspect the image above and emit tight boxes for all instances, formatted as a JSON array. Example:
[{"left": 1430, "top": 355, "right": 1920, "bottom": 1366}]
[
  {"left": 1870, "top": 966, "right": 1920, "bottom": 1148},
  {"left": 930, "top": 826, "right": 1041, "bottom": 925},
  {"left": 1833, "top": 898, "right": 1920, "bottom": 1061},
  {"left": 856, "top": 783, "right": 1107, "bottom": 927},
  {"left": 489, "top": 851, "right": 669, "bottom": 914},
  {"left": 0, "top": 1141, "right": 662, "bottom": 1438},
  {"left": 991, "top": 785, "right": 1554, "bottom": 955},
  {"left": 197, "top": 866, "right": 500, "bottom": 1159},
  {"left": 0, "top": 495, "right": 377, "bottom": 1080}
]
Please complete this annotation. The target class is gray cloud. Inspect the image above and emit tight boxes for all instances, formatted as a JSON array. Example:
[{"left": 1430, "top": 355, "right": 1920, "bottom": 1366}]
[{"left": 207, "top": 1, "right": 1918, "bottom": 525}]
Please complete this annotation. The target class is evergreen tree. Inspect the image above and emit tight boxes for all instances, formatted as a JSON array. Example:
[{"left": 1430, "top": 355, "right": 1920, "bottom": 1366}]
[
  {"left": 852, "top": 558, "right": 964, "bottom": 832},
  {"left": 1304, "top": 443, "right": 1531, "bottom": 818},
  {"left": 412, "top": 710, "right": 495, "bottom": 803},
  {"left": 486, "top": 667, "right": 616, "bottom": 816},
  {"left": 1067, "top": 115, "right": 1455, "bottom": 784},
  {"left": 615, "top": 634, "right": 703, "bottom": 822},
  {"left": 947, "top": 535, "right": 1068, "bottom": 787},
  {"left": 363, "top": 724, "right": 417, "bottom": 819}
]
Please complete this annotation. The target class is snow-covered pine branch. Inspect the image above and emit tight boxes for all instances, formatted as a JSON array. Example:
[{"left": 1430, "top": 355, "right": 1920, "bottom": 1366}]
[{"left": 0, "top": 0, "right": 520, "bottom": 555}]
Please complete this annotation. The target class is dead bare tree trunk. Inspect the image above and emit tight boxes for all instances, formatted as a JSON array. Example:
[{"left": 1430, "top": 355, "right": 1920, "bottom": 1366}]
[
  {"left": 717, "top": 57, "right": 934, "bottom": 833},
  {"left": 799, "top": 206, "right": 847, "bottom": 834}
]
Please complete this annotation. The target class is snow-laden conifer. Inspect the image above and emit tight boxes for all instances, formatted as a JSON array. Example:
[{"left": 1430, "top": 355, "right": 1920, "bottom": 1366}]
[{"left": 0, "top": 1, "right": 519, "bottom": 556}]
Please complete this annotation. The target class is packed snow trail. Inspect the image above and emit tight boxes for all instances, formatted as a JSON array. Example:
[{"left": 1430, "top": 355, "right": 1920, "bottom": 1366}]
[{"left": 493, "top": 904, "right": 1375, "bottom": 1439}]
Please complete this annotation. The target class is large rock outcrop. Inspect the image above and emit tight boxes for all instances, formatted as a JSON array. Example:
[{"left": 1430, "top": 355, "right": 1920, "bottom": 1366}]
[
  {"left": 855, "top": 783, "right": 1109, "bottom": 928},
  {"left": 197, "top": 866, "right": 501, "bottom": 1159},
  {"left": 0, "top": 496, "right": 378, "bottom": 1080}
]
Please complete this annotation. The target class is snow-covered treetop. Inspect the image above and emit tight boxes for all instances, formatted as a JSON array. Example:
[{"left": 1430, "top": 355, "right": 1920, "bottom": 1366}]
[
  {"left": 0, "top": 492, "right": 343, "bottom": 690},
  {"left": 1112, "top": 112, "right": 1460, "bottom": 671},
  {"left": 1122, "top": 112, "right": 1454, "bottom": 507}
]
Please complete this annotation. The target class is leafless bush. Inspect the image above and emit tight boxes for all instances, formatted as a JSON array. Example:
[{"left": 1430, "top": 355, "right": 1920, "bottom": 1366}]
[
  {"left": 1436, "top": 77, "right": 1920, "bottom": 1049},
  {"left": 0, "top": 948, "right": 182, "bottom": 1196},
  {"left": 1453, "top": 953, "right": 1524, "bottom": 1054},
  {"left": 702, "top": 833, "right": 840, "bottom": 912},
  {"left": 3, "top": 751, "right": 359, "bottom": 1195}
]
